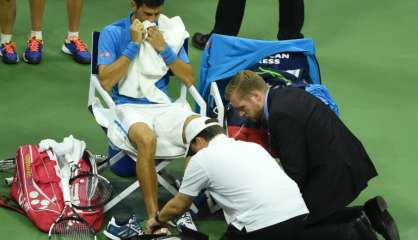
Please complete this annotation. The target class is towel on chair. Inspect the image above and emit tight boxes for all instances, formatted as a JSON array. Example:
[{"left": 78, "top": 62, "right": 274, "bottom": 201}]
[{"left": 118, "top": 14, "right": 189, "bottom": 103}]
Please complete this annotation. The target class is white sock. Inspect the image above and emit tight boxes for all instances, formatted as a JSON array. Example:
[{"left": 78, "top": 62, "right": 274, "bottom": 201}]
[
  {"left": 30, "top": 31, "right": 43, "bottom": 40},
  {"left": 67, "top": 31, "right": 79, "bottom": 39},
  {"left": 1, "top": 33, "right": 13, "bottom": 44}
]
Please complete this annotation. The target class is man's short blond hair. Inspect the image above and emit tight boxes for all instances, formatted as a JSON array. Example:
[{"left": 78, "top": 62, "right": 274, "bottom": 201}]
[{"left": 225, "top": 70, "right": 267, "bottom": 100}]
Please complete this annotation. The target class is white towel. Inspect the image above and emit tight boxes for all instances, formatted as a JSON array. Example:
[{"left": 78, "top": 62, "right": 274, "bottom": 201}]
[
  {"left": 118, "top": 14, "right": 189, "bottom": 103},
  {"left": 39, "top": 135, "right": 86, "bottom": 167}
]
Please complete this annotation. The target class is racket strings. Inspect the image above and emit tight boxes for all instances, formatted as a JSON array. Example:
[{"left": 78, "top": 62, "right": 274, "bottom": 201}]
[
  {"left": 71, "top": 174, "right": 112, "bottom": 209},
  {"left": 50, "top": 218, "right": 95, "bottom": 240}
]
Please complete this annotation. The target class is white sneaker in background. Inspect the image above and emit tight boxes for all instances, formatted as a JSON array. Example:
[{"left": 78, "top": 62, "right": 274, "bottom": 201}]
[{"left": 176, "top": 210, "right": 198, "bottom": 232}]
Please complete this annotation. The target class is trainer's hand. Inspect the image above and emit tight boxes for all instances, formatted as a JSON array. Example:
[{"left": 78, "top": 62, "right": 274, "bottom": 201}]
[
  {"left": 146, "top": 27, "right": 166, "bottom": 52},
  {"left": 146, "top": 217, "right": 163, "bottom": 234},
  {"left": 130, "top": 19, "right": 145, "bottom": 44}
]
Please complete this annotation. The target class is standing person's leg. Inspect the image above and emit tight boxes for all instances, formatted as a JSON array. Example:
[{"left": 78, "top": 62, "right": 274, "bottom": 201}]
[
  {"left": 0, "top": 0, "right": 19, "bottom": 63},
  {"left": 23, "top": 0, "right": 45, "bottom": 64},
  {"left": 192, "top": 0, "right": 246, "bottom": 50},
  {"left": 62, "top": 0, "right": 91, "bottom": 64},
  {"left": 277, "top": 0, "right": 304, "bottom": 40},
  {"left": 0, "top": 0, "right": 16, "bottom": 38},
  {"left": 66, "top": 0, "right": 82, "bottom": 33},
  {"left": 212, "top": 0, "right": 246, "bottom": 36},
  {"left": 29, "top": 0, "right": 45, "bottom": 33}
]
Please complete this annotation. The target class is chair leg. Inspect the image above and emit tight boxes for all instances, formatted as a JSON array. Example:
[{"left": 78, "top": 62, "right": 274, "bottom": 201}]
[
  {"left": 157, "top": 174, "right": 178, "bottom": 196},
  {"left": 97, "top": 150, "right": 125, "bottom": 172},
  {"left": 189, "top": 202, "right": 199, "bottom": 214},
  {"left": 104, "top": 159, "right": 199, "bottom": 213},
  {"left": 104, "top": 180, "right": 140, "bottom": 213},
  {"left": 157, "top": 172, "right": 199, "bottom": 214}
]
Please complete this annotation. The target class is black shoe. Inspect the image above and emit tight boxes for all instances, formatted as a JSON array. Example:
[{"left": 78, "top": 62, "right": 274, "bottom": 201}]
[
  {"left": 192, "top": 32, "right": 211, "bottom": 50},
  {"left": 352, "top": 211, "right": 378, "bottom": 240},
  {"left": 364, "top": 196, "right": 400, "bottom": 240}
]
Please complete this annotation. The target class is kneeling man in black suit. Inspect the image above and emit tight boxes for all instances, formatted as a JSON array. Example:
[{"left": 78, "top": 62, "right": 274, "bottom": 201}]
[{"left": 225, "top": 70, "right": 400, "bottom": 240}]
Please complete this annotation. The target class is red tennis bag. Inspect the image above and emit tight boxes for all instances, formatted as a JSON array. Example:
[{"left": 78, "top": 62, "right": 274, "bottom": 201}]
[{"left": 9, "top": 144, "right": 103, "bottom": 232}]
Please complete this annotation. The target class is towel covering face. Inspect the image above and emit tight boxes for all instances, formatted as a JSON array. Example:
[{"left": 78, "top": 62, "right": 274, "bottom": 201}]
[{"left": 118, "top": 14, "right": 190, "bottom": 103}]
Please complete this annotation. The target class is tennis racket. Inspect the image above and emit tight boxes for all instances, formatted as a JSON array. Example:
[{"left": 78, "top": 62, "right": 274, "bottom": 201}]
[
  {"left": 1, "top": 158, "right": 15, "bottom": 187},
  {"left": 81, "top": 151, "right": 109, "bottom": 173},
  {"left": 0, "top": 157, "right": 15, "bottom": 171},
  {"left": 69, "top": 172, "right": 112, "bottom": 210},
  {"left": 95, "top": 155, "right": 110, "bottom": 173},
  {"left": 126, "top": 233, "right": 171, "bottom": 240},
  {"left": 126, "top": 226, "right": 209, "bottom": 240},
  {"left": 127, "top": 231, "right": 208, "bottom": 240},
  {"left": 48, "top": 159, "right": 96, "bottom": 240}
]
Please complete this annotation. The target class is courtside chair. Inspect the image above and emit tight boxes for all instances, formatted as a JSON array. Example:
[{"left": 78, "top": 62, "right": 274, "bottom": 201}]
[{"left": 88, "top": 31, "right": 206, "bottom": 213}]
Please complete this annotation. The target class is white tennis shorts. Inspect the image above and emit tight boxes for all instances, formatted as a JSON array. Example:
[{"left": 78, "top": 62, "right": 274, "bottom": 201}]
[{"left": 108, "top": 102, "right": 197, "bottom": 158}]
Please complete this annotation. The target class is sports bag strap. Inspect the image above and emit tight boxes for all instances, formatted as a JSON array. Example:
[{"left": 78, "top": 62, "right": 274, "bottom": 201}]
[{"left": 0, "top": 194, "right": 26, "bottom": 216}]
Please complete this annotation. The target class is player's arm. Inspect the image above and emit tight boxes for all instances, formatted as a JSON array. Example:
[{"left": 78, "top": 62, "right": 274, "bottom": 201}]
[
  {"left": 146, "top": 193, "right": 193, "bottom": 233},
  {"left": 98, "top": 56, "right": 133, "bottom": 91},
  {"left": 146, "top": 27, "right": 195, "bottom": 87},
  {"left": 98, "top": 20, "right": 145, "bottom": 91},
  {"left": 166, "top": 56, "right": 194, "bottom": 88}
]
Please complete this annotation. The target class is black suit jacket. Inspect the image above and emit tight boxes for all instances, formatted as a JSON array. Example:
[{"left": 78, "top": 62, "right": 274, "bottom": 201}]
[{"left": 266, "top": 87, "right": 378, "bottom": 222}]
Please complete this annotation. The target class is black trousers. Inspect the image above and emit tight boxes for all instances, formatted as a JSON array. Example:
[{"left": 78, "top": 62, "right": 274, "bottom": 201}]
[
  {"left": 298, "top": 207, "right": 365, "bottom": 240},
  {"left": 221, "top": 214, "right": 306, "bottom": 240},
  {"left": 212, "top": 0, "right": 304, "bottom": 40},
  {"left": 221, "top": 207, "right": 366, "bottom": 240}
]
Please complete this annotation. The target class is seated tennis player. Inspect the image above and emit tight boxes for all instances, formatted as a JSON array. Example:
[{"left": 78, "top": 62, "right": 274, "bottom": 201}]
[{"left": 97, "top": 0, "right": 198, "bottom": 233}]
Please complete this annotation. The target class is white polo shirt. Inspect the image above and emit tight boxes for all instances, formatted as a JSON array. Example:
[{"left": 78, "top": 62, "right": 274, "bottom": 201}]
[{"left": 179, "top": 134, "right": 309, "bottom": 232}]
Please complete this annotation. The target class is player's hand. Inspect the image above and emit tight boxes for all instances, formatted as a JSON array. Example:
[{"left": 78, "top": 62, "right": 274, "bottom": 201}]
[
  {"left": 146, "top": 27, "right": 166, "bottom": 52},
  {"left": 146, "top": 217, "right": 164, "bottom": 234},
  {"left": 130, "top": 19, "right": 145, "bottom": 44}
]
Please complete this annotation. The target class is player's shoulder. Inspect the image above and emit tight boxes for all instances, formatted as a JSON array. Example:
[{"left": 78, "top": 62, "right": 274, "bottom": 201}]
[
  {"left": 101, "top": 24, "right": 122, "bottom": 37},
  {"left": 101, "top": 17, "right": 128, "bottom": 36}
]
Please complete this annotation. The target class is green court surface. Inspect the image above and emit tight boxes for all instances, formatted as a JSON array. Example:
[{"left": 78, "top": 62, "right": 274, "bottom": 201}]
[{"left": 1, "top": 0, "right": 417, "bottom": 239}]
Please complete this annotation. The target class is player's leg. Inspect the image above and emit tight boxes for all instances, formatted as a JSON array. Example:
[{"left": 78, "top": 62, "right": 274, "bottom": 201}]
[{"left": 128, "top": 122, "right": 159, "bottom": 218}]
